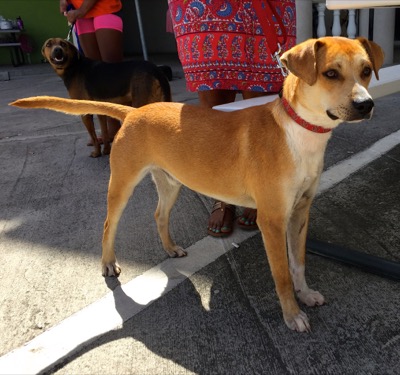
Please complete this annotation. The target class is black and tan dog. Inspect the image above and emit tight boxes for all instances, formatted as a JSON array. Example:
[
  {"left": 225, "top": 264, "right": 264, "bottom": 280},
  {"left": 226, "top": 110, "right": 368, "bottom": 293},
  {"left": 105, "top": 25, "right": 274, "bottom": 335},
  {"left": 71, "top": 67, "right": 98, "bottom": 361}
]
[
  {"left": 42, "top": 37, "right": 171, "bottom": 157},
  {"left": 14, "top": 37, "right": 384, "bottom": 332}
]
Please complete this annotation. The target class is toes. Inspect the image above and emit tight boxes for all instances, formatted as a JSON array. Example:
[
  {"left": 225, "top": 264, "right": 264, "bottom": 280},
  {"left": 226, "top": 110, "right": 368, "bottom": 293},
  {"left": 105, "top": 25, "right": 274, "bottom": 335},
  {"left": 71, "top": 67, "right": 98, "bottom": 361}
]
[
  {"left": 238, "top": 217, "right": 256, "bottom": 226},
  {"left": 285, "top": 310, "right": 311, "bottom": 332},
  {"left": 208, "top": 226, "right": 222, "bottom": 235},
  {"left": 167, "top": 246, "right": 187, "bottom": 258},
  {"left": 297, "top": 289, "right": 325, "bottom": 307},
  {"left": 237, "top": 209, "right": 258, "bottom": 229},
  {"left": 102, "top": 262, "right": 121, "bottom": 277}
]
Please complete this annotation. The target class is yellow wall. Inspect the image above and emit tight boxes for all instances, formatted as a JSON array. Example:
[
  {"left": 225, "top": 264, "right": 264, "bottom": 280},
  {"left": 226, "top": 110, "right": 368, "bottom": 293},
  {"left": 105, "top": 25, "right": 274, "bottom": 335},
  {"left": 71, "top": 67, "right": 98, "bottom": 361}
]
[{"left": 0, "top": 0, "right": 67, "bottom": 64}]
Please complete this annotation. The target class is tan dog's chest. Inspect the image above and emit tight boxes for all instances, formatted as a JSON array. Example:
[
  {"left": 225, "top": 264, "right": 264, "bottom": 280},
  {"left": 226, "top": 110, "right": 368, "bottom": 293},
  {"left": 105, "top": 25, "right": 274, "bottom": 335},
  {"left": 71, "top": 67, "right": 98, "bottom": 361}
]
[{"left": 284, "top": 121, "right": 329, "bottom": 204}]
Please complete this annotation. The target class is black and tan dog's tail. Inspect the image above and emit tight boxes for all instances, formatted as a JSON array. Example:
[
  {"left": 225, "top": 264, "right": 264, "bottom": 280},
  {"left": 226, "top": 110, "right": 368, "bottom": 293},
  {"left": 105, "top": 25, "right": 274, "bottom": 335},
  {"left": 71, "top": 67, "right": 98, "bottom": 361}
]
[{"left": 10, "top": 96, "right": 132, "bottom": 122}]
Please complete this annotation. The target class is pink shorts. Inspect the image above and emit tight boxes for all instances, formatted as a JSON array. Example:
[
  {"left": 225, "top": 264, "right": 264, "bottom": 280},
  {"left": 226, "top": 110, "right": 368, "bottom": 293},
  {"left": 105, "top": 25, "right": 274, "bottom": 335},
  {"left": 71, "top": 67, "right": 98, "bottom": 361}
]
[{"left": 75, "top": 14, "right": 123, "bottom": 35}]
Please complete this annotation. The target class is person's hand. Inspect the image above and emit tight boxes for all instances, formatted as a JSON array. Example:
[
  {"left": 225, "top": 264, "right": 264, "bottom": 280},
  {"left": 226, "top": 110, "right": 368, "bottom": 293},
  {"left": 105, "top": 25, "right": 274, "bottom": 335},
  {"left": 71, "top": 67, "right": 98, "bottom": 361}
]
[
  {"left": 65, "top": 9, "right": 83, "bottom": 24},
  {"left": 62, "top": 0, "right": 97, "bottom": 23},
  {"left": 60, "top": 0, "right": 69, "bottom": 15}
]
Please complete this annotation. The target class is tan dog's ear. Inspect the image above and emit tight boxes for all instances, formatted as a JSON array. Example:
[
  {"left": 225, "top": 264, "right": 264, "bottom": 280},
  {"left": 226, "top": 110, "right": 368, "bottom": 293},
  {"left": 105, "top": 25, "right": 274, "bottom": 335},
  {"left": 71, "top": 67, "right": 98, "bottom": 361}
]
[
  {"left": 280, "top": 39, "right": 323, "bottom": 86},
  {"left": 356, "top": 37, "right": 385, "bottom": 80},
  {"left": 41, "top": 38, "right": 50, "bottom": 58}
]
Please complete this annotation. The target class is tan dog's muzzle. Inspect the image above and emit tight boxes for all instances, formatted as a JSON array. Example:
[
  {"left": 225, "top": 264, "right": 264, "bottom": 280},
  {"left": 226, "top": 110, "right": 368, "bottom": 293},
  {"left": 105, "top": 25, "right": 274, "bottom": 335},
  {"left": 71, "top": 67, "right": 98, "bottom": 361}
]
[
  {"left": 50, "top": 46, "right": 67, "bottom": 65},
  {"left": 352, "top": 97, "right": 374, "bottom": 119}
]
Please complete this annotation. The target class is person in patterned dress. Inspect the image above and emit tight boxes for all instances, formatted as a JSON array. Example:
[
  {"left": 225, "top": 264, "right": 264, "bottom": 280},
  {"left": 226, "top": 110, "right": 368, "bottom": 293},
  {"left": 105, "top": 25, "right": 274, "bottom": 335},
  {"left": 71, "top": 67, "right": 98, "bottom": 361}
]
[{"left": 168, "top": 0, "right": 296, "bottom": 237}]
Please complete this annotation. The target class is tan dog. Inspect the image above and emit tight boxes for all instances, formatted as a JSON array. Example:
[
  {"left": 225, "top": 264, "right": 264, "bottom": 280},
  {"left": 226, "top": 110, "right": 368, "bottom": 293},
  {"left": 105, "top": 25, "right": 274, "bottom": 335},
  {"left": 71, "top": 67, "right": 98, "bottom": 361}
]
[
  {"left": 42, "top": 38, "right": 171, "bottom": 157},
  {"left": 11, "top": 37, "right": 384, "bottom": 332}
]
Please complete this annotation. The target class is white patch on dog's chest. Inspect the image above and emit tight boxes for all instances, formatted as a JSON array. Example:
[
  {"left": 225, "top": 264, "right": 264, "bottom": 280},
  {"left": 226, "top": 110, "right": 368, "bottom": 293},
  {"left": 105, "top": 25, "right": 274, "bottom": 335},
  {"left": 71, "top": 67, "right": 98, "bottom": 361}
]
[{"left": 285, "top": 120, "right": 330, "bottom": 198}]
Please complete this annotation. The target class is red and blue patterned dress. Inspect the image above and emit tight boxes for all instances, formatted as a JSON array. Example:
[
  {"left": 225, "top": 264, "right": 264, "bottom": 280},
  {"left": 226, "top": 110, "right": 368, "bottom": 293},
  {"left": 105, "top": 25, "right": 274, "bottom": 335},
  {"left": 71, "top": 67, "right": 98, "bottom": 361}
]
[{"left": 168, "top": 0, "right": 296, "bottom": 93}]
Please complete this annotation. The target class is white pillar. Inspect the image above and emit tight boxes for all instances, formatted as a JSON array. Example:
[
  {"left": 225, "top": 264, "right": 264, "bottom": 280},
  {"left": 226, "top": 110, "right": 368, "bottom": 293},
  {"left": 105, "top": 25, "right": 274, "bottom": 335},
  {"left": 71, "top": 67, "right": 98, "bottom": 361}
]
[
  {"left": 347, "top": 9, "right": 357, "bottom": 39},
  {"left": 373, "top": 8, "right": 395, "bottom": 65},
  {"left": 317, "top": 3, "right": 327, "bottom": 38},
  {"left": 296, "top": 0, "right": 313, "bottom": 43},
  {"left": 359, "top": 8, "right": 370, "bottom": 38},
  {"left": 332, "top": 10, "right": 341, "bottom": 36}
]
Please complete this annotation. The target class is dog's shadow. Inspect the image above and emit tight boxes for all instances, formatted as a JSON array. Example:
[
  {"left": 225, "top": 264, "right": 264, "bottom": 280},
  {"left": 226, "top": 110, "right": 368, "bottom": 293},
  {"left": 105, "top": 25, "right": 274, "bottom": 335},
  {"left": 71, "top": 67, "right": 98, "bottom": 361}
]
[
  {"left": 42, "top": 241, "right": 290, "bottom": 374},
  {"left": 39, "top": 235, "right": 396, "bottom": 374}
]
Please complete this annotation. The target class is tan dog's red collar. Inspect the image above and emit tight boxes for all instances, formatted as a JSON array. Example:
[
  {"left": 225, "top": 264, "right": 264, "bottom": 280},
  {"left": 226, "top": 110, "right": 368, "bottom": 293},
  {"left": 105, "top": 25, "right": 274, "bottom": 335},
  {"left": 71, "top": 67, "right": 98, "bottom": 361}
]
[{"left": 281, "top": 97, "right": 332, "bottom": 134}]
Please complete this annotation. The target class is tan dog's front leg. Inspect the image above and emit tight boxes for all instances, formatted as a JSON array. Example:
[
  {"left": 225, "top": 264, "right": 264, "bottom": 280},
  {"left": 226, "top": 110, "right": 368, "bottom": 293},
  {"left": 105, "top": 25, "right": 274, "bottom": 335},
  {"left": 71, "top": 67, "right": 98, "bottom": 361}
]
[
  {"left": 82, "top": 114, "right": 101, "bottom": 157},
  {"left": 287, "top": 198, "right": 325, "bottom": 307},
  {"left": 257, "top": 208, "right": 311, "bottom": 332}
]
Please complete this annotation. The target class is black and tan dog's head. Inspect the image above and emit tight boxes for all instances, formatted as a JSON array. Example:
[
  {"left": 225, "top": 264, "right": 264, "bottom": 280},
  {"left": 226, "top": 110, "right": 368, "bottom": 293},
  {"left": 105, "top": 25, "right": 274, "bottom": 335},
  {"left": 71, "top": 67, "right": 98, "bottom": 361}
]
[
  {"left": 281, "top": 36, "right": 385, "bottom": 126},
  {"left": 42, "top": 37, "right": 79, "bottom": 71}
]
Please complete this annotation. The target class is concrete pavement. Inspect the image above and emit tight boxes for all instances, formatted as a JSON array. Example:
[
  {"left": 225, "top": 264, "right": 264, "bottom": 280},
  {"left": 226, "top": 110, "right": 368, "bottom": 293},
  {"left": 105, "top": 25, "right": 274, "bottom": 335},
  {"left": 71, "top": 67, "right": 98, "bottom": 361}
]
[{"left": 0, "top": 59, "right": 399, "bottom": 374}]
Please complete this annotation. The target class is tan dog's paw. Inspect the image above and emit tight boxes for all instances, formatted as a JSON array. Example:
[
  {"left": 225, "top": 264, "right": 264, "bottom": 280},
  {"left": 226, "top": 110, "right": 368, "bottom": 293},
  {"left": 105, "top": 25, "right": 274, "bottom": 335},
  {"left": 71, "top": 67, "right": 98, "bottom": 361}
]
[
  {"left": 297, "top": 289, "right": 325, "bottom": 307},
  {"left": 102, "top": 261, "right": 121, "bottom": 277},
  {"left": 166, "top": 246, "right": 187, "bottom": 258},
  {"left": 284, "top": 310, "right": 311, "bottom": 332}
]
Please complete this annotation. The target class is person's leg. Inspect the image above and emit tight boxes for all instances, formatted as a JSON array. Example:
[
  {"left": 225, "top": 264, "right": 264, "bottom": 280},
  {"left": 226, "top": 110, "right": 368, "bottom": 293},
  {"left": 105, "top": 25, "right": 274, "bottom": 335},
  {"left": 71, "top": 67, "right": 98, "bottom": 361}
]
[
  {"left": 93, "top": 14, "right": 123, "bottom": 62},
  {"left": 94, "top": 15, "right": 124, "bottom": 138},
  {"left": 242, "top": 91, "right": 272, "bottom": 100},
  {"left": 198, "top": 89, "right": 236, "bottom": 108},
  {"left": 198, "top": 90, "right": 237, "bottom": 236},
  {"left": 78, "top": 30, "right": 112, "bottom": 146},
  {"left": 75, "top": 18, "right": 102, "bottom": 60},
  {"left": 95, "top": 28, "right": 123, "bottom": 139},
  {"left": 95, "top": 29, "right": 123, "bottom": 63},
  {"left": 75, "top": 18, "right": 106, "bottom": 147}
]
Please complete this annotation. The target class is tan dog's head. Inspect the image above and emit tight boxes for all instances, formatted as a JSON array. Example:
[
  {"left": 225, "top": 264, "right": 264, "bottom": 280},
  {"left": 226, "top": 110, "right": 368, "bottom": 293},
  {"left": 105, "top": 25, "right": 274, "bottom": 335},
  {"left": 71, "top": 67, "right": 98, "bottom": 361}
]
[
  {"left": 42, "top": 38, "right": 80, "bottom": 71},
  {"left": 281, "top": 37, "right": 384, "bottom": 126}
]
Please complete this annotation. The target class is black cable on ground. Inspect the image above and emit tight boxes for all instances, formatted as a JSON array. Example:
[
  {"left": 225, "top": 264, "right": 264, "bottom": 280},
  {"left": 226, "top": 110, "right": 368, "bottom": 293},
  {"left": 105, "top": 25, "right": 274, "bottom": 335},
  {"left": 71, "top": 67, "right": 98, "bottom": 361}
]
[{"left": 306, "top": 239, "right": 400, "bottom": 280}]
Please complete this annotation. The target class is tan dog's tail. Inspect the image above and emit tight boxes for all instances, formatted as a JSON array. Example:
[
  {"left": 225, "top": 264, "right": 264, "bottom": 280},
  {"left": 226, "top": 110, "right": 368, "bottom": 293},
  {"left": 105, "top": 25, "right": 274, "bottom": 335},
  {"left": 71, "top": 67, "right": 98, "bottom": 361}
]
[{"left": 10, "top": 96, "right": 132, "bottom": 122}]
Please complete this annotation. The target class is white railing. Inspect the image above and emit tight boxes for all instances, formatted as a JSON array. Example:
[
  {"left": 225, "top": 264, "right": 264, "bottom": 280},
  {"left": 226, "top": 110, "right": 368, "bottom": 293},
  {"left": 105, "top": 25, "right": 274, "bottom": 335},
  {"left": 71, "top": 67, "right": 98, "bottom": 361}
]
[
  {"left": 313, "top": 1, "right": 357, "bottom": 38},
  {"left": 302, "top": 1, "right": 397, "bottom": 65}
]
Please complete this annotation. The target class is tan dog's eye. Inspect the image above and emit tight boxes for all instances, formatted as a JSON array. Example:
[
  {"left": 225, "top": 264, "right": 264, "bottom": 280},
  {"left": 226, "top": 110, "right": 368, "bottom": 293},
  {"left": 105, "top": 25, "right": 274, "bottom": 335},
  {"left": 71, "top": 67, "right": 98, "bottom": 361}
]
[
  {"left": 60, "top": 41, "right": 67, "bottom": 48},
  {"left": 362, "top": 67, "right": 372, "bottom": 78},
  {"left": 323, "top": 70, "right": 339, "bottom": 80}
]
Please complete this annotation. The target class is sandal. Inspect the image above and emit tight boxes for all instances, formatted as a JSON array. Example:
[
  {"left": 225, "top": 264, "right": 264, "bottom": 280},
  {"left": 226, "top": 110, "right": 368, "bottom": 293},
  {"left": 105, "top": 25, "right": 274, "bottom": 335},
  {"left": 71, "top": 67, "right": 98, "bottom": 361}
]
[
  {"left": 238, "top": 208, "right": 258, "bottom": 230},
  {"left": 207, "top": 201, "right": 235, "bottom": 237}
]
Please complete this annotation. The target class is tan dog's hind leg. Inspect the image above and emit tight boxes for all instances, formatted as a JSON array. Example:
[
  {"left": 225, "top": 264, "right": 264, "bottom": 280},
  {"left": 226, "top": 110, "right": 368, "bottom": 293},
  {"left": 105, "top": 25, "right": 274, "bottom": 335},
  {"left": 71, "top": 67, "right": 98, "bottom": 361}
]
[
  {"left": 151, "top": 169, "right": 187, "bottom": 258},
  {"left": 257, "top": 202, "right": 311, "bottom": 333},
  {"left": 102, "top": 167, "right": 148, "bottom": 277},
  {"left": 81, "top": 114, "right": 101, "bottom": 158},
  {"left": 287, "top": 198, "right": 325, "bottom": 307}
]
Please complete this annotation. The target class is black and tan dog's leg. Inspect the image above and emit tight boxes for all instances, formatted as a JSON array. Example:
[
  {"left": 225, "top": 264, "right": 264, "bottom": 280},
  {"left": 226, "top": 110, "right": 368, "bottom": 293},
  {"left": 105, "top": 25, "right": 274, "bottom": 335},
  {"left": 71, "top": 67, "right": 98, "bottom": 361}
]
[
  {"left": 151, "top": 169, "right": 187, "bottom": 258},
  {"left": 81, "top": 114, "right": 102, "bottom": 158},
  {"left": 257, "top": 198, "right": 311, "bottom": 332},
  {"left": 287, "top": 198, "right": 325, "bottom": 308},
  {"left": 97, "top": 115, "right": 111, "bottom": 155}
]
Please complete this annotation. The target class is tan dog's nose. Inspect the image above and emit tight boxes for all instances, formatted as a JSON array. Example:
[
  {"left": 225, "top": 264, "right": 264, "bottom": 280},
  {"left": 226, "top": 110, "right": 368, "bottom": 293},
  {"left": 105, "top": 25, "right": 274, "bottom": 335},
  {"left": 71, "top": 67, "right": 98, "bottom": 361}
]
[
  {"left": 51, "top": 46, "right": 64, "bottom": 61},
  {"left": 352, "top": 98, "right": 374, "bottom": 118}
]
